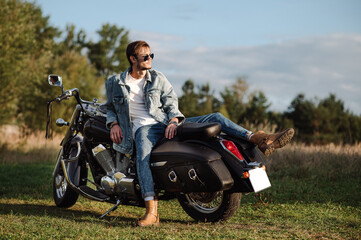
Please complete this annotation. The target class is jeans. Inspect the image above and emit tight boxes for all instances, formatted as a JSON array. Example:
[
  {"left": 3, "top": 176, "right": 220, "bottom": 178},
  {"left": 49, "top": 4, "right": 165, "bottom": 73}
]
[
  {"left": 135, "top": 112, "right": 253, "bottom": 198},
  {"left": 135, "top": 122, "right": 166, "bottom": 198},
  {"left": 185, "top": 112, "right": 253, "bottom": 140}
]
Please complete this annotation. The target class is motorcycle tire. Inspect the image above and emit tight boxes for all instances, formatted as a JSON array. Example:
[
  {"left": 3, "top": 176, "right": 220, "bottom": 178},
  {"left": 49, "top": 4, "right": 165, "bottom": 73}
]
[
  {"left": 177, "top": 191, "right": 241, "bottom": 222},
  {"left": 53, "top": 147, "right": 80, "bottom": 208}
]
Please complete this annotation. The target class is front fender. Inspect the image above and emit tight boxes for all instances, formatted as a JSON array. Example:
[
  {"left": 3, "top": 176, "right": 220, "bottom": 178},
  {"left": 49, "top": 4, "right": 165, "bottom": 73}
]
[{"left": 53, "top": 135, "right": 83, "bottom": 181}]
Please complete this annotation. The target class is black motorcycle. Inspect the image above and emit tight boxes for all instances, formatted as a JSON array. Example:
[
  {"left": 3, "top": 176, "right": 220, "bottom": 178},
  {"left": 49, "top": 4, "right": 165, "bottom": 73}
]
[{"left": 46, "top": 74, "right": 271, "bottom": 222}]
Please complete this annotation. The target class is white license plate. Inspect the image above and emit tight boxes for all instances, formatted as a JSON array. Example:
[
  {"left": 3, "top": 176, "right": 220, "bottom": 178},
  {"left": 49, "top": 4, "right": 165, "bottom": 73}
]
[{"left": 249, "top": 168, "right": 271, "bottom": 192}]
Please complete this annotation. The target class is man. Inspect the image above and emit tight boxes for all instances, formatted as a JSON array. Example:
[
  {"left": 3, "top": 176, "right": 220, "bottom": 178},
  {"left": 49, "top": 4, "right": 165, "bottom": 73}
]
[{"left": 105, "top": 40, "right": 294, "bottom": 227}]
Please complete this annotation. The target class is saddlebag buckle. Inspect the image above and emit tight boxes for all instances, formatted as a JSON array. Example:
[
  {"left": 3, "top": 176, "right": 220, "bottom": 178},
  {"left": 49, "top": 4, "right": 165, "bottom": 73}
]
[
  {"left": 188, "top": 169, "right": 197, "bottom": 181},
  {"left": 168, "top": 171, "right": 177, "bottom": 182}
]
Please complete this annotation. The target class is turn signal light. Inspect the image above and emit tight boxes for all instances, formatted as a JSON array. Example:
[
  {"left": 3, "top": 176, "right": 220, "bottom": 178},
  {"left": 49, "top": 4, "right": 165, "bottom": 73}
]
[
  {"left": 243, "top": 171, "right": 250, "bottom": 178},
  {"left": 222, "top": 140, "right": 244, "bottom": 160}
]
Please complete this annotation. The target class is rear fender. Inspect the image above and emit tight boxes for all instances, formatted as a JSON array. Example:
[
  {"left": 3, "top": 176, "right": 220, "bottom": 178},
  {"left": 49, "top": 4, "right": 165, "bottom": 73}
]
[{"left": 222, "top": 135, "right": 265, "bottom": 163}]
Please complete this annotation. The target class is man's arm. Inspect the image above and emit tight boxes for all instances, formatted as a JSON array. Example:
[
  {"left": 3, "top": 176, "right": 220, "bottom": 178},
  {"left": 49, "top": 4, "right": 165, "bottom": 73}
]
[
  {"left": 165, "top": 117, "right": 179, "bottom": 139},
  {"left": 110, "top": 121, "right": 123, "bottom": 144},
  {"left": 105, "top": 77, "right": 123, "bottom": 144},
  {"left": 158, "top": 74, "right": 184, "bottom": 139},
  {"left": 160, "top": 75, "right": 185, "bottom": 123}
]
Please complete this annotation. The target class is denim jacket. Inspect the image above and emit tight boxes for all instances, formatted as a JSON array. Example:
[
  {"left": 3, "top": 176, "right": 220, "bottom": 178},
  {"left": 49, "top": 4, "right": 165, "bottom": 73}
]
[{"left": 105, "top": 68, "right": 185, "bottom": 154}]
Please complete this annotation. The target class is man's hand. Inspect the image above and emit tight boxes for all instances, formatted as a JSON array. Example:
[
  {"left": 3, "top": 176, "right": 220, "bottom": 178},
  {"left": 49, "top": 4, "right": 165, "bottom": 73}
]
[
  {"left": 110, "top": 122, "right": 123, "bottom": 144},
  {"left": 165, "top": 118, "right": 179, "bottom": 139}
]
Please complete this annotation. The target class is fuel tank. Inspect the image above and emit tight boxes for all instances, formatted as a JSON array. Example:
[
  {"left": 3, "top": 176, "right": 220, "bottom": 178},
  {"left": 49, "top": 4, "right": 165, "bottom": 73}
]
[{"left": 83, "top": 116, "right": 112, "bottom": 143}]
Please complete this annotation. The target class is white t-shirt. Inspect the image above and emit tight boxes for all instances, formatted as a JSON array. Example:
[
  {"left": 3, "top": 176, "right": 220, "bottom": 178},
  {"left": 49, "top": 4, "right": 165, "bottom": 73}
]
[{"left": 125, "top": 73, "right": 158, "bottom": 137}]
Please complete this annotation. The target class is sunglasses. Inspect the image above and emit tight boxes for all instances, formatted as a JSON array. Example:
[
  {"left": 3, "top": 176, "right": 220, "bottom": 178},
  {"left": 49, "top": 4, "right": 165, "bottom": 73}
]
[{"left": 137, "top": 53, "right": 154, "bottom": 62}]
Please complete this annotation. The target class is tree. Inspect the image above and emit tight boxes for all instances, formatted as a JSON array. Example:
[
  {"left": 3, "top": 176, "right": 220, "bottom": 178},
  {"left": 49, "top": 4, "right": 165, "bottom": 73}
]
[
  {"left": 86, "top": 23, "right": 129, "bottom": 77},
  {"left": 286, "top": 94, "right": 317, "bottom": 141},
  {"left": 317, "top": 94, "right": 351, "bottom": 143},
  {"left": 318, "top": 94, "right": 345, "bottom": 132},
  {"left": 0, "top": 1, "right": 132, "bottom": 132},
  {"left": 243, "top": 91, "right": 271, "bottom": 126},
  {"left": 17, "top": 42, "right": 104, "bottom": 132},
  {"left": 348, "top": 113, "right": 361, "bottom": 143},
  {"left": 179, "top": 80, "right": 220, "bottom": 117},
  {"left": 0, "top": 0, "right": 59, "bottom": 125},
  {"left": 57, "top": 24, "right": 87, "bottom": 55},
  {"left": 197, "top": 83, "right": 215, "bottom": 116},
  {"left": 285, "top": 93, "right": 361, "bottom": 143},
  {"left": 220, "top": 77, "right": 248, "bottom": 123},
  {"left": 179, "top": 80, "right": 198, "bottom": 117}
]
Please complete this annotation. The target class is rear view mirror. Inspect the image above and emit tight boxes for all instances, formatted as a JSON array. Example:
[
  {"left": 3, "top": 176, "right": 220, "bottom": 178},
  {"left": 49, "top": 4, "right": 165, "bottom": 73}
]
[
  {"left": 48, "top": 74, "right": 64, "bottom": 92},
  {"left": 48, "top": 74, "right": 63, "bottom": 87}
]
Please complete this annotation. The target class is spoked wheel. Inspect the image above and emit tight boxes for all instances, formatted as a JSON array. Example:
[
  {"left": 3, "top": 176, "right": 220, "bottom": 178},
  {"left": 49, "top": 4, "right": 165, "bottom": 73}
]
[
  {"left": 177, "top": 191, "right": 242, "bottom": 222},
  {"left": 53, "top": 147, "right": 80, "bottom": 208}
]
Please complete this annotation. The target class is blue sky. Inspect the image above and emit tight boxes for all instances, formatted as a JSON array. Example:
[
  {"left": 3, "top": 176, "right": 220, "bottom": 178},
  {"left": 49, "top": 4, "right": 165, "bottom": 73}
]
[{"left": 36, "top": 0, "right": 361, "bottom": 114}]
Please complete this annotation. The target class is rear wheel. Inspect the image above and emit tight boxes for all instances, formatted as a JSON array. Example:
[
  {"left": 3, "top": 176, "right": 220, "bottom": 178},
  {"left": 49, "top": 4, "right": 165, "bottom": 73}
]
[
  {"left": 53, "top": 147, "right": 80, "bottom": 208},
  {"left": 177, "top": 191, "right": 241, "bottom": 222}
]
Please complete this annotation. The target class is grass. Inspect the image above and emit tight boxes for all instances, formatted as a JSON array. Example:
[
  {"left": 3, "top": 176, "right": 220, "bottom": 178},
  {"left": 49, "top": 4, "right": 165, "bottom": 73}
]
[{"left": 0, "top": 127, "right": 360, "bottom": 239}]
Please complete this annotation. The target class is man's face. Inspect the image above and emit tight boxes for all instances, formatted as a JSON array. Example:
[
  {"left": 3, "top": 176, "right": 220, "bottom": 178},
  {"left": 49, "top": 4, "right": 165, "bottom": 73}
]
[{"left": 134, "top": 47, "right": 152, "bottom": 71}]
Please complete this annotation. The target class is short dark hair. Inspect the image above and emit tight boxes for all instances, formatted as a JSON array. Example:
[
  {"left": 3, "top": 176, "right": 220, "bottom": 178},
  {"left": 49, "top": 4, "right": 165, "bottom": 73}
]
[{"left": 126, "top": 41, "right": 150, "bottom": 68}]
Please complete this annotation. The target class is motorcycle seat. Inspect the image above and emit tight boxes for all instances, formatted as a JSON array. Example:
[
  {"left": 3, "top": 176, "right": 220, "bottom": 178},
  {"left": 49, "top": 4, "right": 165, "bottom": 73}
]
[{"left": 176, "top": 122, "right": 221, "bottom": 141}]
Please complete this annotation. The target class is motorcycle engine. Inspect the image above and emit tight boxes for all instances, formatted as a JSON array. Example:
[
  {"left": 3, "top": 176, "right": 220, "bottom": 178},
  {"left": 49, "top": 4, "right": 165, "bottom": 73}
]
[
  {"left": 92, "top": 144, "right": 115, "bottom": 175},
  {"left": 92, "top": 144, "right": 135, "bottom": 197},
  {"left": 101, "top": 172, "right": 126, "bottom": 194}
]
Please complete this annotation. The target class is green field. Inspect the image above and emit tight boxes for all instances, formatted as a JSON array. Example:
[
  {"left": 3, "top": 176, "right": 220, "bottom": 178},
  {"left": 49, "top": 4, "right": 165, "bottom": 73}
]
[{"left": 0, "top": 142, "right": 360, "bottom": 239}]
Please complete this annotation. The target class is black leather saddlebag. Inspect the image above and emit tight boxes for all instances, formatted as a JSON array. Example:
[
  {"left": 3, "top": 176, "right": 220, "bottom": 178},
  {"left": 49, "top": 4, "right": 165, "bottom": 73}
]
[
  {"left": 83, "top": 116, "right": 111, "bottom": 143},
  {"left": 150, "top": 141, "right": 234, "bottom": 193}
]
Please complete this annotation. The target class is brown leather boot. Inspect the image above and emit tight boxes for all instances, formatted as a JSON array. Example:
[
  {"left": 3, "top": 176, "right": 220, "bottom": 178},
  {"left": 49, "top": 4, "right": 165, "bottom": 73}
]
[
  {"left": 136, "top": 199, "right": 159, "bottom": 227},
  {"left": 154, "top": 197, "right": 159, "bottom": 224},
  {"left": 250, "top": 128, "right": 294, "bottom": 156}
]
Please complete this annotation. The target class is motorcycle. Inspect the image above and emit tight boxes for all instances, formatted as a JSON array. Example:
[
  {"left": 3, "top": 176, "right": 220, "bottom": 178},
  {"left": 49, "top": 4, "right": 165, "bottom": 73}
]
[{"left": 46, "top": 74, "right": 271, "bottom": 222}]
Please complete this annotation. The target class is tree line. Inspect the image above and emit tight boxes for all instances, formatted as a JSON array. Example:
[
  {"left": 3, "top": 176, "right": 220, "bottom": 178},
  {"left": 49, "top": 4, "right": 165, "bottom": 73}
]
[
  {"left": 178, "top": 79, "right": 361, "bottom": 144},
  {"left": 1, "top": 0, "right": 360, "bottom": 144}
]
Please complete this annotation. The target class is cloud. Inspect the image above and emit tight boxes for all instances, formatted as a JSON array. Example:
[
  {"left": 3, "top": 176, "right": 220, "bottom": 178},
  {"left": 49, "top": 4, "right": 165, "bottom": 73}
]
[
  {"left": 130, "top": 31, "right": 185, "bottom": 52},
  {"left": 131, "top": 32, "right": 361, "bottom": 115}
]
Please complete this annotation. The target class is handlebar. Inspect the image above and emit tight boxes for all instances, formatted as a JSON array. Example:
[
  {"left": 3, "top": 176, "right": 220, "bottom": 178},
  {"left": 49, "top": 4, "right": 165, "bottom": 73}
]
[
  {"left": 46, "top": 87, "right": 97, "bottom": 139},
  {"left": 55, "top": 88, "right": 79, "bottom": 102},
  {"left": 53, "top": 88, "right": 96, "bottom": 106}
]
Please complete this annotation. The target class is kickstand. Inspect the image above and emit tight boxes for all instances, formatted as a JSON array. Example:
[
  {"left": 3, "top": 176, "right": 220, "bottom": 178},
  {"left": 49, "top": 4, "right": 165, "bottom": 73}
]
[{"left": 99, "top": 199, "right": 121, "bottom": 219}]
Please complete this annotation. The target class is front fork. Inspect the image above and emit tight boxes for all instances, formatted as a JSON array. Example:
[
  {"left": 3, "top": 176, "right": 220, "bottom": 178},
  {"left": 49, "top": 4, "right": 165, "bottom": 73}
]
[
  {"left": 53, "top": 141, "right": 83, "bottom": 190},
  {"left": 52, "top": 141, "right": 82, "bottom": 178}
]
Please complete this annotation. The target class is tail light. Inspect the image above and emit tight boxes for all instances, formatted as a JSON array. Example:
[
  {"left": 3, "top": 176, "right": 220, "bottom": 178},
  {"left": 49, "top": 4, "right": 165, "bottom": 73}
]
[{"left": 221, "top": 140, "right": 244, "bottom": 161}]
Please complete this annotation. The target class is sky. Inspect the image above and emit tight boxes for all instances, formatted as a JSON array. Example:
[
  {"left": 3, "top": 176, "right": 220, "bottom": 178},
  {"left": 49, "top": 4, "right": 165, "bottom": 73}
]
[{"left": 35, "top": 0, "right": 361, "bottom": 115}]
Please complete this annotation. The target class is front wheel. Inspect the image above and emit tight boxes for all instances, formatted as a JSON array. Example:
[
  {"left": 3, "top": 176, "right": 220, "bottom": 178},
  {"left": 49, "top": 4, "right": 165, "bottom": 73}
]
[
  {"left": 177, "top": 191, "right": 242, "bottom": 222},
  {"left": 53, "top": 147, "right": 80, "bottom": 208}
]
